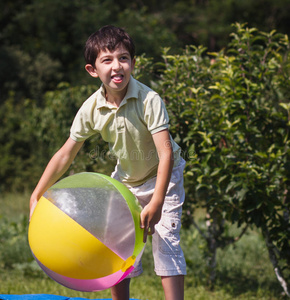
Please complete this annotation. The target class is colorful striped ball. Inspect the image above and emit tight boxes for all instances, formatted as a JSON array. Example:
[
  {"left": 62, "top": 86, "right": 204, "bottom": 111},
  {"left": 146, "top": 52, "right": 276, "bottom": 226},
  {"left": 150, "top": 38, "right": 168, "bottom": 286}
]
[{"left": 28, "top": 173, "right": 145, "bottom": 292}]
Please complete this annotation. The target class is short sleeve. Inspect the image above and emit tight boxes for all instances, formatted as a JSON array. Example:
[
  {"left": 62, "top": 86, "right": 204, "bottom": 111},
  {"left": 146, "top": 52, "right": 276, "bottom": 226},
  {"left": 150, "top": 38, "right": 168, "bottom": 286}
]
[
  {"left": 144, "top": 93, "right": 169, "bottom": 134},
  {"left": 70, "top": 95, "right": 98, "bottom": 142}
]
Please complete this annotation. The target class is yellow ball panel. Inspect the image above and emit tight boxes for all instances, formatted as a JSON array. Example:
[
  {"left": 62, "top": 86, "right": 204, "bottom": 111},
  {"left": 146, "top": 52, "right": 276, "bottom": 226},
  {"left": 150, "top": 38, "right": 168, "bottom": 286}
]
[{"left": 29, "top": 197, "right": 125, "bottom": 280}]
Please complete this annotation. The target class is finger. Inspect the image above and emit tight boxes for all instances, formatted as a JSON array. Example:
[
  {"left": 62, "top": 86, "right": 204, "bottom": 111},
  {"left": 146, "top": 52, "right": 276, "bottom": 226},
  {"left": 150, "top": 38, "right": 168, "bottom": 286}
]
[
  {"left": 148, "top": 226, "right": 155, "bottom": 235},
  {"left": 143, "top": 227, "right": 148, "bottom": 243},
  {"left": 140, "top": 210, "right": 146, "bottom": 229},
  {"left": 140, "top": 213, "right": 148, "bottom": 243}
]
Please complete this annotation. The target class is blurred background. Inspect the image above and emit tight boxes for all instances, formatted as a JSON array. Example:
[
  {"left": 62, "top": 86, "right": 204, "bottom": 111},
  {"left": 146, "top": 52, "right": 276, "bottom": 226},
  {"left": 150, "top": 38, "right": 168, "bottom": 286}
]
[{"left": 1, "top": 0, "right": 290, "bottom": 192}]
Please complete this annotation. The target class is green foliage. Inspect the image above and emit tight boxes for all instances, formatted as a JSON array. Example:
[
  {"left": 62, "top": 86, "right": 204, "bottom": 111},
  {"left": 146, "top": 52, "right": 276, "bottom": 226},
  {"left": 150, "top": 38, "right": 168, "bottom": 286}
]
[
  {"left": 0, "top": 0, "right": 119, "bottom": 101},
  {"left": 133, "top": 54, "right": 154, "bottom": 87},
  {"left": 2, "top": 0, "right": 290, "bottom": 102},
  {"left": 117, "top": 7, "right": 180, "bottom": 58},
  {"left": 0, "top": 215, "right": 32, "bottom": 269},
  {"left": 0, "top": 95, "right": 38, "bottom": 192},
  {"left": 156, "top": 23, "right": 290, "bottom": 290},
  {"left": 0, "top": 46, "right": 63, "bottom": 102}
]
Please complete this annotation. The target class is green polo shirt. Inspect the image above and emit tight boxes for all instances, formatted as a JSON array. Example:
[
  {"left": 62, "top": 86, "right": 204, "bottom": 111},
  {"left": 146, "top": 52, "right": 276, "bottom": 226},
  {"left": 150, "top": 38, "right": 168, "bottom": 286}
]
[{"left": 70, "top": 76, "right": 181, "bottom": 187}]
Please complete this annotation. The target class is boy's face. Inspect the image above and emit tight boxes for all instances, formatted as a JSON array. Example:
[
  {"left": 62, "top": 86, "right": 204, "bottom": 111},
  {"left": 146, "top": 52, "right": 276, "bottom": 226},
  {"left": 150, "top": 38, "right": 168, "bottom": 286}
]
[{"left": 85, "top": 44, "right": 135, "bottom": 101}]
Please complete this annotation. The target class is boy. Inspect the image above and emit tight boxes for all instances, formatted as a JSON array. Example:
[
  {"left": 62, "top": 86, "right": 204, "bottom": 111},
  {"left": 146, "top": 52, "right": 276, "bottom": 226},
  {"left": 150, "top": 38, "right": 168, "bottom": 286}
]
[{"left": 30, "top": 25, "right": 186, "bottom": 300}]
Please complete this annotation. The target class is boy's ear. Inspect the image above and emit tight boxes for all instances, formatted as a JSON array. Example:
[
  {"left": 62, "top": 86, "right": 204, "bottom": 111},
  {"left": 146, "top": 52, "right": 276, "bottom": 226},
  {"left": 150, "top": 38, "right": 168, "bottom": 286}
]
[
  {"left": 131, "top": 58, "right": 136, "bottom": 71},
  {"left": 85, "top": 64, "right": 99, "bottom": 78}
]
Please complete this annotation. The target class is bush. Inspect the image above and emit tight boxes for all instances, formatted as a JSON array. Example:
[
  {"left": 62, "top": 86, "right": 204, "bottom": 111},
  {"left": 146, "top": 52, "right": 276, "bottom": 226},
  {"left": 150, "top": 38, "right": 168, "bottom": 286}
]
[
  {"left": 156, "top": 23, "right": 290, "bottom": 294},
  {"left": 0, "top": 215, "right": 32, "bottom": 269}
]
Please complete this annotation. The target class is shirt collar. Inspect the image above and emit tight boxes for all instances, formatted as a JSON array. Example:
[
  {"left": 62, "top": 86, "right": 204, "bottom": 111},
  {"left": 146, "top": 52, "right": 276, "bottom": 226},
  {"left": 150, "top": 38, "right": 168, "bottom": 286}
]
[{"left": 96, "top": 76, "right": 138, "bottom": 109}]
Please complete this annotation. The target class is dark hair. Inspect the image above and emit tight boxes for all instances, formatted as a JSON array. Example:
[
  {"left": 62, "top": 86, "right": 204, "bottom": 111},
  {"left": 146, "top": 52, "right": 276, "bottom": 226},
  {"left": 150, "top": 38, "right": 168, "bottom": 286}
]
[{"left": 84, "top": 25, "right": 135, "bottom": 66}]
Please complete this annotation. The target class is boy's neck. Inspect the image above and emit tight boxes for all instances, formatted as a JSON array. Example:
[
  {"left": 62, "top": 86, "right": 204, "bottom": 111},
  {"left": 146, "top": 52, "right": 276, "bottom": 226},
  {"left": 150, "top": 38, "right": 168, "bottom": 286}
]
[{"left": 105, "top": 87, "right": 128, "bottom": 107}]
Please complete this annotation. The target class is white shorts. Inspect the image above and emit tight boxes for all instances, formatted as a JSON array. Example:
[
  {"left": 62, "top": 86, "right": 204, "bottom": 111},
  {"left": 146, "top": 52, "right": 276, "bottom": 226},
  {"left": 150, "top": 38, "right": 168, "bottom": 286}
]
[{"left": 111, "top": 158, "right": 187, "bottom": 277}]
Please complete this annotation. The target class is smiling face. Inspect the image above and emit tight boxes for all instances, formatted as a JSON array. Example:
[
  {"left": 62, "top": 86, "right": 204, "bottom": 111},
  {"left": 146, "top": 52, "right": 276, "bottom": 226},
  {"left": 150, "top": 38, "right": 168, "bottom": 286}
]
[{"left": 85, "top": 44, "right": 135, "bottom": 105}]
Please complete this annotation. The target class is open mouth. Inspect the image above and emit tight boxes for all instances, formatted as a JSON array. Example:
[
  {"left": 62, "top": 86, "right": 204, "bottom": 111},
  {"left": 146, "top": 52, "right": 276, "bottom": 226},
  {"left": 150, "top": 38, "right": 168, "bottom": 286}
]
[{"left": 111, "top": 74, "right": 124, "bottom": 83}]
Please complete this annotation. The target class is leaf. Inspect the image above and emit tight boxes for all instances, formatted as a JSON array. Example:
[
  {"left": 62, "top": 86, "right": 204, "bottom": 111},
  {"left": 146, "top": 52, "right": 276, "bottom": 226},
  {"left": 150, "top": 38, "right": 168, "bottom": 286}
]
[
  {"left": 186, "top": 171, "right": 194, "bottom": 176},
  {"left": 267, "top": 144, "right": 276, "bottom": 153},
  {"left": 236, "top": 188, "right": 249, "bottom": 201},
  {"left": 196, "top": 183, "right": 210, "bottom": 191},
  {"left": 198, "top": 131, "right": 213, "bottom": 145},
  {"left": 210, "top": 168, "right": 221, "bottom": 177},
  {"left": 197, "top": 175, "right": 204, "bottom": 184},
  {"left": 226, "top": 181, "right": 242, "bottom": 193},
  {"left": 209, "top": 85, "right": 220, "bottom": 90},
  {"left": 279, "top": 103, "right": 290, "bottom": 111},
  {"left": 190, "top": 87, "right": 202, "bottom": 94},
  {"left": 218, "top": 175, "right": 228, "bottom": 184},
  {"left": 207, "top": 52, "right": 219, "bottom": 57}
]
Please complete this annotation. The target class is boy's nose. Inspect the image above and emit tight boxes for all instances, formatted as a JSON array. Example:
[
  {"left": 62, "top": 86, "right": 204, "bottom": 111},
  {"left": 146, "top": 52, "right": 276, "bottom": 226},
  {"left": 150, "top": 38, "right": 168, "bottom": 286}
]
[{"left": 112, "top": 59, "right": 121, "bottom": 70}]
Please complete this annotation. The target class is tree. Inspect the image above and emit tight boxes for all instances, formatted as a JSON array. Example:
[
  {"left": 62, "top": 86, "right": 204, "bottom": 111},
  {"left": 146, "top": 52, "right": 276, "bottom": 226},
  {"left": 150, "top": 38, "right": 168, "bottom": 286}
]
[{"left": 156, "top": 24, "right": 290, "bottom": 294}]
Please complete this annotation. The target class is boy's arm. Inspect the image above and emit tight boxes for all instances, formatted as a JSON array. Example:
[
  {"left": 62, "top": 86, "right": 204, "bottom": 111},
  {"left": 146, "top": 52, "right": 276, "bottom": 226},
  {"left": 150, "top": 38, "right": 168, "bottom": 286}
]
[
  {"left": 140, "top": 129, "right": 174, "bottom": 242},
  {"left": 29, "top": 137, "right": 84, "bottom": 218}
]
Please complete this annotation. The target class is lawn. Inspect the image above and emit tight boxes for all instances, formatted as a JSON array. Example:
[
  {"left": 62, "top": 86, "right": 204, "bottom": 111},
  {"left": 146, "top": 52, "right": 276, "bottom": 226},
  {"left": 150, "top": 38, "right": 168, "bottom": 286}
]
[{"left": 0, "top": 193, "right": 286, "bottom": 299}]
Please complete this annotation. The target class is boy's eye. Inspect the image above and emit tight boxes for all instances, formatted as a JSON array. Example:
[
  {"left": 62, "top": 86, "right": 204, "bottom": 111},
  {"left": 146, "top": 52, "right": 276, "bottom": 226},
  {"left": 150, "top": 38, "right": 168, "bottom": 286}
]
[{"left": 100, "top": 55, "right": 129, "bottom": 63}]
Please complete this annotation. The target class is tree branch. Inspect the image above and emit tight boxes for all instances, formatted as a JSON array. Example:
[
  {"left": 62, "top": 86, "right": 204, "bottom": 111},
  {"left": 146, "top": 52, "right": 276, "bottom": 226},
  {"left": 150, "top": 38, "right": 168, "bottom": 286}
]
[
  {"left": 187, "top": 209, "right": 208, "bottom": 240},
  {"left": 263, "top": 226, "right": 290, "bottom": 297}
]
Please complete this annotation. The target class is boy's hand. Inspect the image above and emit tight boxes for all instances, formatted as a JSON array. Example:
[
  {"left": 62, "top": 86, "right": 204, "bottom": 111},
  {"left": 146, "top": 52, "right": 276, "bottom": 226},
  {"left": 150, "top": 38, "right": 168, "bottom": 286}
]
[{"left": 140, "top": 202, "right": 162, "bottom": 243}]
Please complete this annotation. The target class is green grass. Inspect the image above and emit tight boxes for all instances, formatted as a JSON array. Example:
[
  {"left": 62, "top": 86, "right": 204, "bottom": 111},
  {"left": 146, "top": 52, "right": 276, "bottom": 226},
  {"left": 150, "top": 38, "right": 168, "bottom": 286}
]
[{"left": 0, "top": 193, "right": 286, "bottom": 299}]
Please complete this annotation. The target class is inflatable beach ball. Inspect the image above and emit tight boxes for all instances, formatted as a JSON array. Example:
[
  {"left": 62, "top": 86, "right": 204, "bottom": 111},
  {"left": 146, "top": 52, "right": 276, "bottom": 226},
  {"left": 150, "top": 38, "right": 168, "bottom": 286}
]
[{"left": 28, "top": 172, "right": 145, "bottom": 292}]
